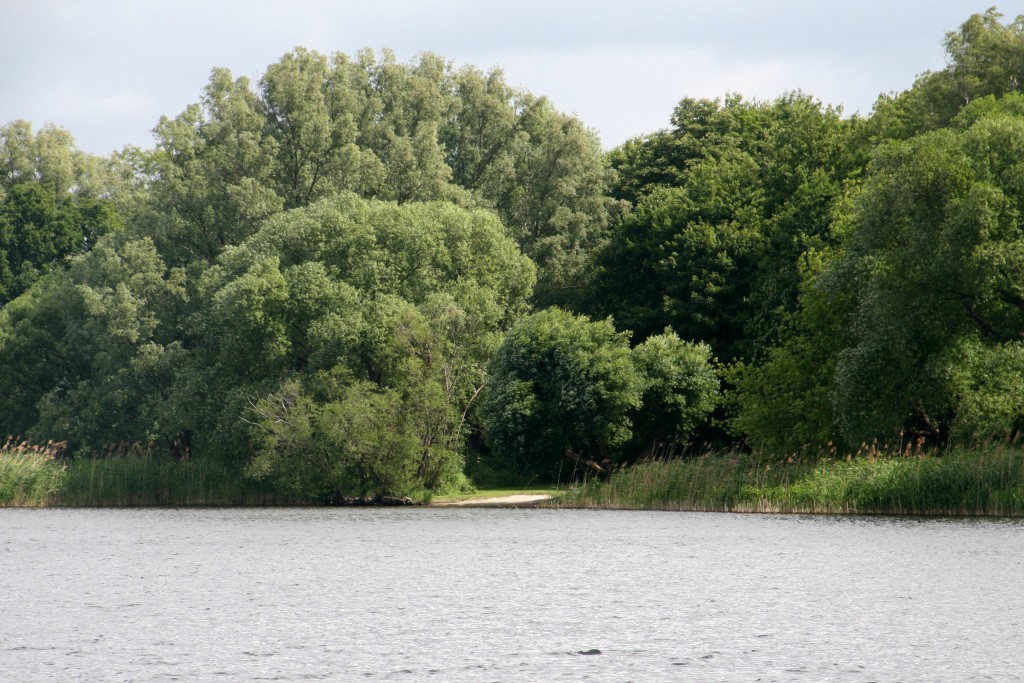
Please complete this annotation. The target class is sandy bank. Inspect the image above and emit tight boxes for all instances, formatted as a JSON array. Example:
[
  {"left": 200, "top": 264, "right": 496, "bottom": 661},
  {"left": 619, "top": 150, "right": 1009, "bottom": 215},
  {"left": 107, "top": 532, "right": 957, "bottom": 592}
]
[{"left": 432, "top": 494, "right": 553, "bottom": 507}]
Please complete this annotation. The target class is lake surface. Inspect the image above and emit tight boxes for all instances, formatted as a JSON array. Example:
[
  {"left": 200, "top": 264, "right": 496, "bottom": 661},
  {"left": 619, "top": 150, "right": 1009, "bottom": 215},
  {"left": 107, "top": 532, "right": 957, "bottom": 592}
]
[{"left": 1, "top": 508, "right": 1022, "bottom": 682}]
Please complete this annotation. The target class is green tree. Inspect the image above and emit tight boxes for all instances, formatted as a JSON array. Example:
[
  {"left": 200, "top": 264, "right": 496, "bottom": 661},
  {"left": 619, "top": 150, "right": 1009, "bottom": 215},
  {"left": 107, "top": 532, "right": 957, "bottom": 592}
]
[
  {"left": 0, "top": 236, "right": 188, "bottom": 449},
  {"left": 739, "top": 96, "right": 1024, "bottom": 450},
  {"left": 144, "top": 69, "right": 282, "bottom": 264},
  {"left": 593, "top": 93, "right": 856, "bottom": 362},
  {"left": 0, "top": 190, "right": 534, "bottom": 497},
  {"left": 0, "top": 122, "right": 126, "bottom": 304},
  {"left": 628, "top": 329, "right": 720, "bottom": 459},
  {"left": 246, "top": 379, "right": 423, "bottom": 499},
  {"left": 143, "top": 49, "right": 613, "bottom": 306},
  {"left": 481, "top": 311, "right": 721, "bottom": 479},
  {"left": 2, "top": 121, "right": 78, "bottom": 199},
  {"left": 866, "top": 9, "right": 1024, "bottom": 144},
  {"left": 481, "top": 308, "right": 644, "bottom": 479},
  {"left": 191, "top": 194, "right": 535, "bottom": 494},
  {"left": 731, "top": 248, "right": 851, "bottom": 453},
  {"left": 0, "top": 183, "right": 122, "bottom": 305},
  {"left": 832, "top": 105, "right": 1024, "bottom": 445}
]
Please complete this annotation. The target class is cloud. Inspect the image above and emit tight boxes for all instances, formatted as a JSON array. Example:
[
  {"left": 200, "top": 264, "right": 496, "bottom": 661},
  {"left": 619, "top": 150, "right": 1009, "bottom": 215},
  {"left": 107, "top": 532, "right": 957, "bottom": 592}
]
[
  {"left": 495, "top": 46, "right": 890, "bottom": 148},
  {"left": 49, "top": 89, "right": 153, "bottom": 119},
  {"left": 3, "top": 84, "right": 158, "bottom": 154},
  {"left": 0, "top": 0, "right": 995, "bottom": 155}
]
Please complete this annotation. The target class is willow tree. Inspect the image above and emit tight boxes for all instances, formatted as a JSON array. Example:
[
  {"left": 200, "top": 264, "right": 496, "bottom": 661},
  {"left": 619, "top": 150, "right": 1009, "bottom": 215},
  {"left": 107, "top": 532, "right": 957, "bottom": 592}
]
[
  {"left": 737, "top": 96, "right": 1024, "bottom": 451},
  {"left": 141, "top": 48, "right": 617, "bottom": 306},
  {"left": 193, "top": 194, "right": 536, "bottom": 497}
]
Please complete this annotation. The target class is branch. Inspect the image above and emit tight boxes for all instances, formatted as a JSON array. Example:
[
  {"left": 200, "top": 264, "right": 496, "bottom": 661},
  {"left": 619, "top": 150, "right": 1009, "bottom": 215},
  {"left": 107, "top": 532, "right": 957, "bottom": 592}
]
[
  {"left": 564, "top": 448, "right": 607, "bottom": 474},
  {"left": 998, "top": 287, "right": 1024, "bottom": 313},
  {"left": 449, "top": 382, "right": 485, "bottom": 449},
  {"left": 963, "top": 302, "right": 999, "bottom": 338}
]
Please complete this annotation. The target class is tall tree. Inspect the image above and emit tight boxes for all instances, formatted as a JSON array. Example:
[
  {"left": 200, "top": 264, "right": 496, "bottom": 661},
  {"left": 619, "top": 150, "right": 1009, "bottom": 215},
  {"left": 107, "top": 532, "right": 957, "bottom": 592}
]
[
  {"left": 593, "top": 93, "right": 856, "bottom": 362},
  {"left": 143, "top": 49, "right": 615, "bottom": 306},
  {"left": 867, "top": 9, "right": 1024, "bottom": 143},
  {"left": 737, "top": 95, "right": 1024, "bottom": 450},
  {"left": 0, "top": 122, "right": 125, "bottom": 305}
]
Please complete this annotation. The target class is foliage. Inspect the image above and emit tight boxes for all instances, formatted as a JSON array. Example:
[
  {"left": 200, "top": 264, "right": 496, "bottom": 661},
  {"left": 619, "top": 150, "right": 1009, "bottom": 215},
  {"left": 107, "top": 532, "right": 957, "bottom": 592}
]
[
  {"left": 736, "top": 32, "right": 1024, "bottom": 452},
  {"left": 481, "top": 308, "right": 643, "bottom": 479},
  {"left": 140, "top": 49, "right": 616, "bottom": 307},
  {"left": 0, "top": 235, "right": 188, "bottom": 446},
  {"left": 628, "top": 329, "right": 720, "bottom": 458},
  {"left": 0, "top": 193, "right": 533, "bottom": 496},
  {"left": 593, "top": 92, "right": 856, "bottom": 362},
  {"left": 11, "top": 11, "right": 1024, "bottom": 499},
  {"left": 246, "top": 380, "right": 424, "bottom": 500},
  {"left": 828, "top": 102, "right": 1024, "bottom": 446},
  {"left": 193, "top": 195, "right": 532, "bottom": 495},
  {"left": 556, "top": 446, "right": 1024, "bottom": 516},
  {"left": 0, "top": 122, "right": 126, "bottom": 304},
  {"left": 55, "top": 453, "right": 296, "bottom": 506},
  {"left": 730, "top": 247, "right": 852, "bottom": 453},
  {"left": 942, "top": 338, "right": 1024, "bottom": 440},
  {"left": 868, "top": 8, "right": 1024, "bottom": 142},
  {"left": 481, "top": 310, "right": 719, "bottom": 479}
]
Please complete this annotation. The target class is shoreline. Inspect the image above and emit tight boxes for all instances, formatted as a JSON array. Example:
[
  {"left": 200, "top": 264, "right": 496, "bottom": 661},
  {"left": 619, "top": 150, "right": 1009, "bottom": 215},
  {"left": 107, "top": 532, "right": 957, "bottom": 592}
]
[
  {"left": 5, "top": 447, "right": 1024, "bottom": 516},
  {"left": 431, "top": 493, "right": 554, "bottom": 507}
]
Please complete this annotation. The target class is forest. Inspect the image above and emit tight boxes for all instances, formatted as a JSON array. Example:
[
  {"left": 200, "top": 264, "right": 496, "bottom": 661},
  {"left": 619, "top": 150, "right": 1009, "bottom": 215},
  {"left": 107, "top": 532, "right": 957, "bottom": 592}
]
[{"left": 4, "top": 8, "right": 1024, "bottom": 507}]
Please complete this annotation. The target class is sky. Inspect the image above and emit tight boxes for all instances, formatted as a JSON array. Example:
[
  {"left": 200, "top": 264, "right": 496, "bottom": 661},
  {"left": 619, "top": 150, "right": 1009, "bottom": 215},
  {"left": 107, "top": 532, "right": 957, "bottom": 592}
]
[{"left": 0, "top": 1, "right": 1007, "bottom": 156}]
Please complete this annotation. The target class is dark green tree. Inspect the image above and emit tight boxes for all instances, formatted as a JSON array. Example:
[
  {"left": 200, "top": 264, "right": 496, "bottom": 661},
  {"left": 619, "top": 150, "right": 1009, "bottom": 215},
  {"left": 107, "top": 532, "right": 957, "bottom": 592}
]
[
  {"left": 737, "top": 95, "right": 1024, "bottom": 450},
  {"left": 480, "top": 308, "right": 643, "bottom": 479},
  {"left": 628, "top": 329, "right": 720, "bottom": 459},
  {"left": 594, "top": 93, "right": 856, "bottom": 362}
]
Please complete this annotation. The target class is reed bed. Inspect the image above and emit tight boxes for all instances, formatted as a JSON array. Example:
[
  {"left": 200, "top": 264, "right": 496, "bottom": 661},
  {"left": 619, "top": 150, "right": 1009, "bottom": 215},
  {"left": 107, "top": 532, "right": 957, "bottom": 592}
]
[
  {"left": 553, "top": 445, "right": 1024, "bottom": 516},
  {"left": 0, "top": 436, "right": 308, "bottom": 507},
  {"left": 56, "top": 455, "right": 300, "bottom": 507},
  {"left": 7, "top": 435, "right": 1024, "bottom": 513},
  {"left": 0, "top": 438, "right": 68, "bottom": 506}
]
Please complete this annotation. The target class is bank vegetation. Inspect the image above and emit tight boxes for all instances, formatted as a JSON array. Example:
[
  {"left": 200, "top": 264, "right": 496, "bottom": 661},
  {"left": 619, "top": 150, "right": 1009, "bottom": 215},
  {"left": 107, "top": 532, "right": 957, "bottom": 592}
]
[{"left": 4, "top": 9, "right": 1024, "bottom": 513}]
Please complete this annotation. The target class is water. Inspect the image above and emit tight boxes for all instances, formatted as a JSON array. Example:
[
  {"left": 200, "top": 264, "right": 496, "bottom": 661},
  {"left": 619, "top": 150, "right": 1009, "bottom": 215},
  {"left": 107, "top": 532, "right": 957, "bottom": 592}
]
[{"left": 1, "top": 508, "right": 1022, "bottom": 682}]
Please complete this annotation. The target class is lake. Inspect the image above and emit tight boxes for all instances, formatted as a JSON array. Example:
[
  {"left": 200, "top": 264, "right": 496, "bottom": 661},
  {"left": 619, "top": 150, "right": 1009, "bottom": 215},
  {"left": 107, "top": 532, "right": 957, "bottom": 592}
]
[{"left": 2, "top": 508, "right": 1022, "bottom": 681}]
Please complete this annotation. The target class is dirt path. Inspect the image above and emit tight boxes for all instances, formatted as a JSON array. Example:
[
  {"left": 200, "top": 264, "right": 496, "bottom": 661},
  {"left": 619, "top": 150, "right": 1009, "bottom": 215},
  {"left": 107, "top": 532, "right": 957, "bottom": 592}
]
[{"left": 432, "top": 494, "right": 553, "bottom": 507}]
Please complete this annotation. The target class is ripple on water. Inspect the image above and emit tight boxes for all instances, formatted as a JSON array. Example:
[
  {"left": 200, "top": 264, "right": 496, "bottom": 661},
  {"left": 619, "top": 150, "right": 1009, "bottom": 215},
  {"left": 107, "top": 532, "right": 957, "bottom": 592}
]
[{"left": 0, "top": 508, "right": 1022, "bottom": 681}]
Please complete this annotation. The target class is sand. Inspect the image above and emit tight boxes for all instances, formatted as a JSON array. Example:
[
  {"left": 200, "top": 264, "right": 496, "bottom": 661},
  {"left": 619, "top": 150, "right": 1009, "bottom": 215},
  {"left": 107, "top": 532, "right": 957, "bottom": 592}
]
[{"left": 433, "top": 494, "right": 553, "bottom": 507}]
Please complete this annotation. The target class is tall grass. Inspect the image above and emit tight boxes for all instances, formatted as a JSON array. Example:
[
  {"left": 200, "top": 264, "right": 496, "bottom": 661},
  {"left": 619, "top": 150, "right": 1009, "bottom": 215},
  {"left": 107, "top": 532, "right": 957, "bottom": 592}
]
[
  {"left": 9, "top": 435, "right": 1024, "bottom": 513},
  {"left": 554, "top": 445, "right": 1024, "bottom": 516},
  {"left": 0, "top": 438, "right": 68, "bottom": 506},
  {"left": 57, "top": 455, "right": 303, "bottom": 506},
  {"left": 0, "top": 436, "right": 310, "bottom": 507}
]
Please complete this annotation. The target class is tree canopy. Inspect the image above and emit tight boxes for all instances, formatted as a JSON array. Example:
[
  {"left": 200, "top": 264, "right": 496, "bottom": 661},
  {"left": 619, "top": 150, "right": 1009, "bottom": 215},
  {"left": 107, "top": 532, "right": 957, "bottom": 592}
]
[
  {"left": 480, "top": 309, "right": 718, "bottom": 479},
  {"left": 0, "top": 122, "right": 125, "bottom": 304},
  {"left": 138, "top": 48, "right": 618, "bottom": 307},
  {"left": 735, "top": 12, "right": 1024, "bottom": 452},
  {"left": 0, "top": 194, "right": 535, "bottom": 497},
  {"left": 591, "top": 92, "right": 856, "bottom": 363}
]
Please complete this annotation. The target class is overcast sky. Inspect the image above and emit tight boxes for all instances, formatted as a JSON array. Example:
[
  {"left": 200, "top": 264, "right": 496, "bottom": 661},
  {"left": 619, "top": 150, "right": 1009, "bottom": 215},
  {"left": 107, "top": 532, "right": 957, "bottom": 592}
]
[{"left": 0, "top": 1, "right": 1007, "bottom": 156}]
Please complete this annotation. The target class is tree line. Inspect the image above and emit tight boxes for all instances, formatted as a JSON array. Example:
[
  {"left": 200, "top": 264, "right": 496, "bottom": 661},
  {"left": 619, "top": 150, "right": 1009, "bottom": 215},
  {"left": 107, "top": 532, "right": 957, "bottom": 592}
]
[{"left": 2, "top": 9, "right": 1023, "bottom": 499}]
